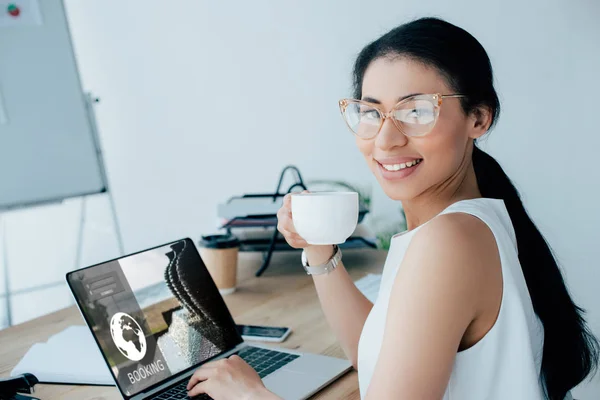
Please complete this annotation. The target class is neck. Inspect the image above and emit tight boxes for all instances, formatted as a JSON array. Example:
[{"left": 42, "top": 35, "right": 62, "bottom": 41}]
[{"left": 402, "top": 160, "right": 481, "bottom": 231}]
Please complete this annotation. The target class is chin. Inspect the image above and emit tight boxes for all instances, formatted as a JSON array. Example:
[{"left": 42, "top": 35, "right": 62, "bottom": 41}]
[
  {"left": 374, "top": 176, "right": 416, "bottom": 202},
  {"left": 369, "top": 160, "right": 428, "bottom": 202},
  {"left": 382, "top": 186, "right": 414, "bottom": 202}
]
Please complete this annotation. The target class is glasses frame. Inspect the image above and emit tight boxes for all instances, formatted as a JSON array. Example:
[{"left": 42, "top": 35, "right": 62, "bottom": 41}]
[{"left": 338, "top": 93, "right": 466, "bottom": 139}]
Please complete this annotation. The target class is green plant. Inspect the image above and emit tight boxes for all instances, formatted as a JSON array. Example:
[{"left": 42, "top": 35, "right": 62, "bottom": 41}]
[{"left": 375, "top": 207, "right": 407, "bottom": 250}]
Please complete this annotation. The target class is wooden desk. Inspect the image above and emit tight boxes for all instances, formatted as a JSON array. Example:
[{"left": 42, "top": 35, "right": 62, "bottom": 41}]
[{"left": 0, "top": 248, "right": 386, "bottom": 400}]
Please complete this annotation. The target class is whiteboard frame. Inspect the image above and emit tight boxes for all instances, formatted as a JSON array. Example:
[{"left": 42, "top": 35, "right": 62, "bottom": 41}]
[{"left": 0, "top": 0, "right": 108, "bottom": 211}]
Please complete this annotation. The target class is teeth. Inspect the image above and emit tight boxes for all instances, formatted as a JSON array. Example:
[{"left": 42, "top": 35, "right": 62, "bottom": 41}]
[{"left": 382, "top": 159, "right": 422, "bottom": 171}]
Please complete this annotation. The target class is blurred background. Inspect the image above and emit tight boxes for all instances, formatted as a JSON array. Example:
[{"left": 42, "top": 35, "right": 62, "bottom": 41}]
[{"left": 0, "top": 0, "right": 598, "bottom": 396}]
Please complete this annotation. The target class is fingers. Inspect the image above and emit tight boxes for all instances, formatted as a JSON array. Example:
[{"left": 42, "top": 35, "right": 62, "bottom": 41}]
[
  {"left": 281, "top": 229, "right": 308, "bottom": 247},
  {"left": 187, "top": 359, "right": 227, "bottom": 390},
  {"left": 229, "top": 354, "right": 243, "bottom": 363},
  {"left": 186, "top": 355, "right": 249, "bottom": 397},
  {"left": 283, "top": 193, "right": 292, "bottom": 208},
  {"left": 187, "top": 368, "right": 214, "bottom": 390},
  {"left": 276, "top": 208, "right": 295, "bottom": 233},
  {"left": 278, "top": 193, "right": 310, "bottom": 248},
  {"left": 187, "top": 380, "right": 208, "bottom": 398},
  {"left": 282, "top": 191, "right": 309, "bottom": 208},
  {"left": 277, "top": 218, "right": 308, "bottom": 248},
  {"left": 276, "top": 202, "right": 291, "bottom": 222},
  {"left": 227, "top": 354, "right": 253, "bottom": 370},
  {"left": 277, "top": 203, "right": 298, "bottom": 238}
]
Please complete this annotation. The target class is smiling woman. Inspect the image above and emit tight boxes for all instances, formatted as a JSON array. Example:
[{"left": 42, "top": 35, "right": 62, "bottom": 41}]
[
  {"left": 345, "top": 17, "right": 599, "bottom": 400},
  {"left": 183, "top": 16, "right": 599, "bottom": 400}
]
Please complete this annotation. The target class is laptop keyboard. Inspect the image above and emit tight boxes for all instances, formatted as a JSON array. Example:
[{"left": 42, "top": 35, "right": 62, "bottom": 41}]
[
  {"left": 152, "top": 380, "right": 210, "bottom": 399},
  {"left": 236, "top": 346, "right": 300, "bottom": 378},
  {"left": 151, "top": 347, "right": 299, "bottom": 399}
]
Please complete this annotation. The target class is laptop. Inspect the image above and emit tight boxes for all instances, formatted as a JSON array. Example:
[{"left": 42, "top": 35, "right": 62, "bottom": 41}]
[{"left": 66, "top": 238, "right": 351, "bottom": 400}]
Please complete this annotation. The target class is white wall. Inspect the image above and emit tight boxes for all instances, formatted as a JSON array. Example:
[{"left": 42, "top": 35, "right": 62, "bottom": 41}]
[{"left": 1, "top": 0, "right": 598, "bottom": 396}]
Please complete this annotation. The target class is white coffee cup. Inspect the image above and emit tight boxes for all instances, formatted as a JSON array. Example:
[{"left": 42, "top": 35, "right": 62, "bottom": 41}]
[{"left": 291, "top": 191, "right": 359, "bottom": 245}]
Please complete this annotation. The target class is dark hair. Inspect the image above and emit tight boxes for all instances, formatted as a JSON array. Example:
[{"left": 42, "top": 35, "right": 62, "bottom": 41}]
[{"left": 352, "top": 17, "right": 599, "bottom": 400}]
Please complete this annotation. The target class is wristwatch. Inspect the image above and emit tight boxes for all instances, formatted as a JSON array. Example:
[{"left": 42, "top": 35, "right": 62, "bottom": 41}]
[{"left": 301, "top": 245, "right": 342, "bottom": 275}]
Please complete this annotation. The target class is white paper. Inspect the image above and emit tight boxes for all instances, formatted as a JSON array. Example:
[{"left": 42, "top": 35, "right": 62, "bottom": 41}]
[{"left": 11, "top": 325, "right": 113, "bottom": 385}]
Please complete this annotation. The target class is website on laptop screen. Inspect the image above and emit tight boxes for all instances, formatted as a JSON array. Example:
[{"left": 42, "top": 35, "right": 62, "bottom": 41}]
[{"left": 68, "top": 238, "right": 242, "bottom": 397}]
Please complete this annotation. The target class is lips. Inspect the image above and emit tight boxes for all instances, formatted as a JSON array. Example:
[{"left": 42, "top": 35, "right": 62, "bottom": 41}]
[
  {"left": 379, "top": 159, "right": 423, "bottom": 171},
  {"left": 375, "top": 158, "right": 423, "bottom": 180}
]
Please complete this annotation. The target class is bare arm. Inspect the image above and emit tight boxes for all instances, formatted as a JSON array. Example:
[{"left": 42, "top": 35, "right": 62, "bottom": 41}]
[
  {"left": 277, "top": 194, "right": 373, "bottom": 368},
  {"left": 304, "top": 245, "right": 374, "bottom": 368},
  {"left": 365, "top": 213, "right": 500, "bottom": 399}
]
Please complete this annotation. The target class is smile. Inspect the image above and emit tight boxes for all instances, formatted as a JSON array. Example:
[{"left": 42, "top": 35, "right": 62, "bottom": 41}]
[{"left": 380, "top": 159, "right": 423, "bottom": 171}]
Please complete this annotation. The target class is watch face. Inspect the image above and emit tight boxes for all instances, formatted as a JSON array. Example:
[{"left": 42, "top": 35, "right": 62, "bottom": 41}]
[{"left": 301, "top": 249, "right": 308, "bottom": 267}]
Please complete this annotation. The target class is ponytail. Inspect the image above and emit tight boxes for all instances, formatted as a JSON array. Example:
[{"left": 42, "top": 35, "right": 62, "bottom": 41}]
[
  {"left": 352, "top": 17, "right": 599, "bottom": 399},
  {"left": 472, "top": 144, "right": 599, "bottom": 400}
]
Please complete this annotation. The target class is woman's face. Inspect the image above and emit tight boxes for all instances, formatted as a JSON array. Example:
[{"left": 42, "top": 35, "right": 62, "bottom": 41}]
[{"left": 356, "top": 57, "right": 480, "bottom": 202}]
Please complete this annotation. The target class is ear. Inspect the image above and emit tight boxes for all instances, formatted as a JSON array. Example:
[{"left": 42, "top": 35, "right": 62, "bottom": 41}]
[{"left": 468, "top": 106, "right": 493, "bottom": 139}]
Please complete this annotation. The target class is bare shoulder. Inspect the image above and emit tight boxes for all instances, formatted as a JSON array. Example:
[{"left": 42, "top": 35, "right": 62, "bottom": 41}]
[
  {"left": 370, "top": 211, "right": 503, "bottom": 399},
  {"left": 408, "top": 212, "right": 498, "bottom": 268},
  {"left": 369, "top": 213, "right": 503, "bottom": 398},
  {"left": 398, "top": 212, "right": 501, "bottom": 304}
]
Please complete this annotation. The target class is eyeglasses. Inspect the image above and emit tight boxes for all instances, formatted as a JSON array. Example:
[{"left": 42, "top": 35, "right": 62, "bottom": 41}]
[{"left": 338, "top": 93, "right": 466, "bottom": 139}]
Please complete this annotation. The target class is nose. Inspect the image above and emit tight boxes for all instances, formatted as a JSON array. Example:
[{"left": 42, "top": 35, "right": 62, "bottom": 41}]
[{"left": 374, "top": 117, "right": 408, "bottom": 150}]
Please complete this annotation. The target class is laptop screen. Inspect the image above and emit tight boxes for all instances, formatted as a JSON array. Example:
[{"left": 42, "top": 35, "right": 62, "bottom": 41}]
[{"left": 67, "top": 238, "right": 243, "bottom": 398}]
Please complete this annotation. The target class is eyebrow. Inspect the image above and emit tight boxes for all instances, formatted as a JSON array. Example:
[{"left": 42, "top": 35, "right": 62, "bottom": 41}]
[{"left": 361, "top": 93, "right": 422, "bottom": 104}]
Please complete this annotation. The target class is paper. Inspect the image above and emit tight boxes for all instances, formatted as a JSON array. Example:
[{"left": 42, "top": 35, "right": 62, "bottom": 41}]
[
  {"left": 354, "top": 273, "right": 382, "bottom": 303},
  {"left": 11, "top": 325, "right": 114, "bottom": 385}
]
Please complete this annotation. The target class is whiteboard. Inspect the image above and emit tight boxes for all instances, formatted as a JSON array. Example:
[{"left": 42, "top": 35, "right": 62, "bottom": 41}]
[{"left": 0, "top": 0, "right": 106, "bottom": 210}]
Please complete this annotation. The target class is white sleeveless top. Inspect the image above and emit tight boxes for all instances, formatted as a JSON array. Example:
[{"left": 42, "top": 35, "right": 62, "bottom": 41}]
[{"left": 357, "top": 198, "right": 569, "bottom": 399}]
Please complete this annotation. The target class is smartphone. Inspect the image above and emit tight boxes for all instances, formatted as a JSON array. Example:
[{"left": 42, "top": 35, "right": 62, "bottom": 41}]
[{"left": 236, "top": 324, "right": 292, "bottom": 343}]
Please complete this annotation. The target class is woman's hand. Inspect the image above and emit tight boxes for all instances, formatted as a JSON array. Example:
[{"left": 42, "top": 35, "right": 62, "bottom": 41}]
[
  {"left": 277, "top": 192, "right": 336, "bottom": 265},
  {"left": 186, "top": 355, "right": 279, "bottom": 399},
  {"left": 277, "top": 193, "right": 310, "bottom": 249}
]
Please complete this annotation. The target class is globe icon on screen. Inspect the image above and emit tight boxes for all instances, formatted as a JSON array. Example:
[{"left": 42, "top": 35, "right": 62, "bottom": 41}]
[{"left": 110, "top": 312, "right": 147, "bottom": 361}]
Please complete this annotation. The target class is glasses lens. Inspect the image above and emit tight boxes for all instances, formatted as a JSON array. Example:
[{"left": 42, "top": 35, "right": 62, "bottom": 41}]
[
  {"left": 343, "top": 102, "right": 381, "bottom": 138},
  {"left": 393, "top": 99, "right": 438, "bottom": 136}
]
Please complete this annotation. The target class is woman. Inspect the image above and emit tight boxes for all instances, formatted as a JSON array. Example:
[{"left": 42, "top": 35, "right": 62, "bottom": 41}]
[{"left": 186, "top": 17, "right": 598, "bottom": 400}]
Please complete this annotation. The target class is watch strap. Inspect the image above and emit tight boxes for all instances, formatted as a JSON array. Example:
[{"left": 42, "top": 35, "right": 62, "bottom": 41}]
[{"left": 301, "top": 245, "right": 342, "bottom": 275}]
